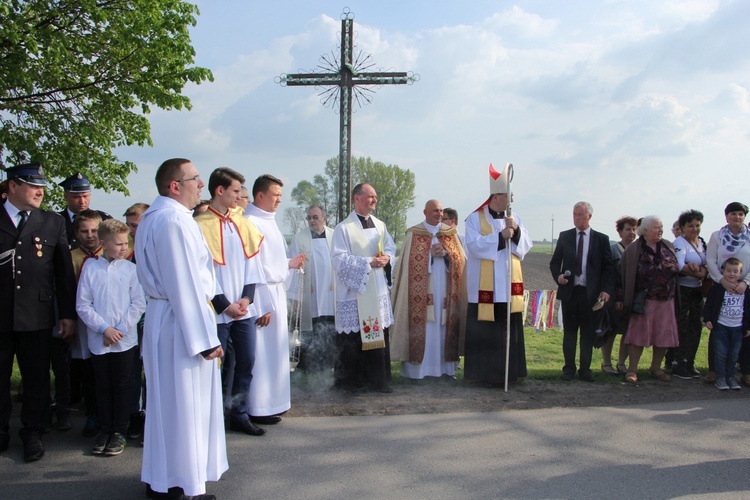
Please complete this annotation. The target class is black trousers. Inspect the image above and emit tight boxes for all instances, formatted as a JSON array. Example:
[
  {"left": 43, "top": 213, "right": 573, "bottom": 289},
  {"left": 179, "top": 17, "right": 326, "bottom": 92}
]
[
  {"left": 91, "top": 347, "right": 135, "bottom": 435},
  {"left": 675, "top": 286, "right": 704, "bottom": 365},
  {"left": 561, "top": 286, "right": 595, "bottom": 377},
  {"left": 0, "top": 329, "right": 51, "bottom": 435},
  {"left": 71, "top": 358, "right": 98, "bottom": 415},
  {"left": 334, "top": 328, "right": 391, "bottom": 391},
  {"left": 49, "top": 336, "right": 71, "bottom": 412}
]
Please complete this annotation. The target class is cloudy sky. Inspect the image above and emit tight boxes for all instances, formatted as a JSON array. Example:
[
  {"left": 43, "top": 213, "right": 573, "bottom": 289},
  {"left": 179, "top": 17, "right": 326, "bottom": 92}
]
[{"left": 102, "top": 0, "right": 750, "bottom": 242}]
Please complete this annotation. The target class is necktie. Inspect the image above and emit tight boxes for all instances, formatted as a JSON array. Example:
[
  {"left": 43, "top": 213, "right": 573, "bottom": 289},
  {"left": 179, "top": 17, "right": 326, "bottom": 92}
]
[
  {"left": 575, "top": 231, "right": 584, "bottom": 276},
  {"left": 17, "top": 211, "right": 28, "bottom": 233}
]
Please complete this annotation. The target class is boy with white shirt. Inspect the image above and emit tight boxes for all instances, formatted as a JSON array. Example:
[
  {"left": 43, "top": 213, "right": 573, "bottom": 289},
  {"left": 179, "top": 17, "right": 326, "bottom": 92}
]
[
  {"left": 703, "top": 258, "right": 750, "bottom": 391},
  {"left": 76, "top": 219, "right": 146, "bottom": 456}
]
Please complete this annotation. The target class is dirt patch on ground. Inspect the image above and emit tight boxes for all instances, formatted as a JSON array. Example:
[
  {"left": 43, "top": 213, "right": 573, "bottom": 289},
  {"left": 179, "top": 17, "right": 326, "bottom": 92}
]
[{"left": 288, "top": 373, "right": 750, "bottom": 417}]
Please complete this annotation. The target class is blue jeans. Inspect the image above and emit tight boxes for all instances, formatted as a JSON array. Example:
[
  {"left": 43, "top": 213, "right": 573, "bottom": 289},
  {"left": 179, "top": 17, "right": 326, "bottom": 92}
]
[
  {"left": 217, "top": 318, "right": 256, "bottom": 422},
  {"left": 712, "top": 323, "right": 743, "bottom": 381}
]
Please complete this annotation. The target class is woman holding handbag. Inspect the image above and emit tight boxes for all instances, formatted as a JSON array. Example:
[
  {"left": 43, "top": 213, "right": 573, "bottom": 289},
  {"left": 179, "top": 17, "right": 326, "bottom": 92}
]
[{"left": 616, "top": 216, "right": 680, "bottom": 384}]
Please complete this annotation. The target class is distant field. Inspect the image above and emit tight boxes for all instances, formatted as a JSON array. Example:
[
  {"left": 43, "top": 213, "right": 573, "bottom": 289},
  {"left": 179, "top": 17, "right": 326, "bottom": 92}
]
[{"left": 530, "top": 243, "right": 554, "bottom": 254}]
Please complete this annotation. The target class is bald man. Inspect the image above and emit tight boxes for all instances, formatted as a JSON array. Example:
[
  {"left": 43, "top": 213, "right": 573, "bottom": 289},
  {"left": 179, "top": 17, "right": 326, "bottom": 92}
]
[{"left": 391, "top": 200, "right": 466, "bottom": 380}]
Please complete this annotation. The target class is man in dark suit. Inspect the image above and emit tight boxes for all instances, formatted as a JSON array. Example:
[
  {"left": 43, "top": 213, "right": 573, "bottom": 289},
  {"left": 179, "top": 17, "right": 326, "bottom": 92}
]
[
  {"left": 55, "top": 172, "right": 110, "bottom": 426},
  {"left": 57, "top": 172, "right": 111, "bottom": 249},
  {"left": 0, "top": 162, "right": 77, "bottom": 461},
  {"left": 550, "top": 201, "right": 615, "bottom": 382}
]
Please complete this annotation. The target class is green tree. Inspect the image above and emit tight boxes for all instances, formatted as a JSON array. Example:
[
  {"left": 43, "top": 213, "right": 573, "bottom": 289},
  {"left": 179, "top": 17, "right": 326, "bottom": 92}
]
[
  {"left": 352, "top": 156, "right": 415, "bottom": 243},
  {"left": 289, "top": 156, "right": 415, "bottom": 242},
  {"left": 0, "top": 0, "right": 213, "bottom": 205}
]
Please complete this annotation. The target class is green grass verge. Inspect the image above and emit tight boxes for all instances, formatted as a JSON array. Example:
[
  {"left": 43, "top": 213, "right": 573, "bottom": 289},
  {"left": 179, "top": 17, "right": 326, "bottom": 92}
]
[{"left": 12, "top": 327, "right": 712, "bottom": 391}]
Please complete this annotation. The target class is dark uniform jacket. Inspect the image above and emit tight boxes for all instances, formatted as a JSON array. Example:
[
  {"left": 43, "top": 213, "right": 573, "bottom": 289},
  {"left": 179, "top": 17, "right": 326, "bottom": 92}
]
[{"left": 1, "top": 205, "right": 77, "bottom": 332}]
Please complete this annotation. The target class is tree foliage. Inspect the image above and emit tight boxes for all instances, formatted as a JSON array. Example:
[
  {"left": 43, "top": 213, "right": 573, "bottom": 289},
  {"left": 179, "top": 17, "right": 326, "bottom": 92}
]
[
  {"left": 0, "top": 0, "right": 213, "bottom": 206},
  {"left": 289, "top": 156, "right": 416, "bottom": 242}
]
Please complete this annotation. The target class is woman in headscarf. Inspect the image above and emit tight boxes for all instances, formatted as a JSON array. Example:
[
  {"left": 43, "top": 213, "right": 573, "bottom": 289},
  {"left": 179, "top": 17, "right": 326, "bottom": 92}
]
[{"left": 705, "top": 202, "right": 750, "bottom": 385}]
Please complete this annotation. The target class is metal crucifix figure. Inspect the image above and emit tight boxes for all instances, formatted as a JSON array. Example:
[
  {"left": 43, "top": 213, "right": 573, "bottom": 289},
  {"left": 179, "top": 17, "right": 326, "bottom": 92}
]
[{"left": 276, "top": 8, "right": 418, "bottom": 221}]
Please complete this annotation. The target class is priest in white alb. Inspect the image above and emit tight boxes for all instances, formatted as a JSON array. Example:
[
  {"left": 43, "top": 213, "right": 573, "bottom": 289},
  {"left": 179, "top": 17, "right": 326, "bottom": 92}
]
[
  {"left": 135, "top": 158, "right": 227, "bottom": 499},
  {"left": 244, "top": 174, "right": 304, "bottom": 425},
  {"left": 391, "top": 199, "right": 466, "bottom": 379},
  {"left": 331, "top": 183, "right": 396, "bottom": 393},
  {"left": 289, "top": 205, "right": 336, "bottom": 373}
]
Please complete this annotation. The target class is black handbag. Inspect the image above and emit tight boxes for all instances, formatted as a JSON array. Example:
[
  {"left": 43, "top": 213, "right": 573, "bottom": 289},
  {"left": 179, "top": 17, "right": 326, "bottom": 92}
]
[
  {"left": 631, "top": 289, "right": 647, "bottom": 314},
  {"left": 592, "top": 307, "right": 612, "bottom": 348}
]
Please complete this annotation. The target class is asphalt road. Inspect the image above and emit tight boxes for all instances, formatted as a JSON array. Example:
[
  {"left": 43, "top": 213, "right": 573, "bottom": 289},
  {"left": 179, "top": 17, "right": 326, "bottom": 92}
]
[{"left": 2, "top": 398, "right": 749, "bottom": 499}]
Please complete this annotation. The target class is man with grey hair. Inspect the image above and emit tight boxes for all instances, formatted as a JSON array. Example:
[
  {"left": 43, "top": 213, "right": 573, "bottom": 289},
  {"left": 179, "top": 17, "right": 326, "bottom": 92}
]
[
  {"left": 550, "top": 201, "right": 615, "bottom": 382},
  {"left": 289, "top": 205, "right": 336, "bottom": 372}
]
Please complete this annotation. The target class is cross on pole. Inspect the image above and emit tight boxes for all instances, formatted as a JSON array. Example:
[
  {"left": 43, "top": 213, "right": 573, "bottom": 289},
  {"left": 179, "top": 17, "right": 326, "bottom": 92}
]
[{"left": 276, "top": 8, "right": 418, "bottom": 221}]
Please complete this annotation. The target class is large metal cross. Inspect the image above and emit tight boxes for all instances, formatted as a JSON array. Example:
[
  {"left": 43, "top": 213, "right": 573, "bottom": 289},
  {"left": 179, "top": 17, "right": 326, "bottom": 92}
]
[{"left": 277, "top": 9, "right": 417, "bottom": 221}]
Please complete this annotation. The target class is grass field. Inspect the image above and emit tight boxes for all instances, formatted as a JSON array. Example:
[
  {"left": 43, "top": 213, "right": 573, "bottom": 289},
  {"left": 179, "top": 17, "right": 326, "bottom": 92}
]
[
  {"left": 12, "top": 327, "right": 711, "bottom": 392},
  {"left": 385, "top": 326, "right": 711, "bottom": 385}
]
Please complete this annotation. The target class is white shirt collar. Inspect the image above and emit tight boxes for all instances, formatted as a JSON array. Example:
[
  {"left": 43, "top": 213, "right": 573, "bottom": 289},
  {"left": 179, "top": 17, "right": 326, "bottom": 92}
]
[{"left": 4, "top": 200, "right": 22, "bottom": 221}]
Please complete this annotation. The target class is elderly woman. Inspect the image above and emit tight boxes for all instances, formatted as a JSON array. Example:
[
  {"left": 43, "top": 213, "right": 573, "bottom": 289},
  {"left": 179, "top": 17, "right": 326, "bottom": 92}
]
[
  {"left": 617, "top": 216, "right": 680, "bottom": 383},
  {"left": 705, "top": 202, "right": 750, "bottom": 385},
  {"left": 671, "top": 209, "right": 709, "bottom": 380}
]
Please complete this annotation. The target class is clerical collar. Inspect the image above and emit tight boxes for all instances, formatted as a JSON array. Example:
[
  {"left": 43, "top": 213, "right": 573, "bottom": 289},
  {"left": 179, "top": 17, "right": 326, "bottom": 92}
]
[
  {"left": 423, "top": 220, "right": 440, "bottom": 235},
  {"left": 487, "top": 207, "right": 505, "bottom": 219},
  {"left": 311, "top": 229, "right": 326, "bottom": 239},
  {"left": 356, "top": 212, "right": 374, "bottom": 228}
]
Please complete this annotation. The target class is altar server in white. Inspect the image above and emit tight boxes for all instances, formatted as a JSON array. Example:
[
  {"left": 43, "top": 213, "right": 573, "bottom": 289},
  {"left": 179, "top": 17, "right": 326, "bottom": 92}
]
[
  {"left": 135, "top": 158, "right": 227, "bottom": 499},
  {"left": 245, "top": 174, "right": 304, "bottom": 425}
]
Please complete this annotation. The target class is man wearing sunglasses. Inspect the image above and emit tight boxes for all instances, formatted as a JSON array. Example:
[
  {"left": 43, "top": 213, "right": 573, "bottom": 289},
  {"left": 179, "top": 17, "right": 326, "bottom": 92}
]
[{"left": 289, "top": 206, "right": 335, "bottom": 373}]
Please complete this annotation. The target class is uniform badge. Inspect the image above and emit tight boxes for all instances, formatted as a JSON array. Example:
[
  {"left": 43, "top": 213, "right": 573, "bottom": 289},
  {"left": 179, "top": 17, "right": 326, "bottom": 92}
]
[{"left": 35, "top": 243, "right": 43, "bottom": 257}]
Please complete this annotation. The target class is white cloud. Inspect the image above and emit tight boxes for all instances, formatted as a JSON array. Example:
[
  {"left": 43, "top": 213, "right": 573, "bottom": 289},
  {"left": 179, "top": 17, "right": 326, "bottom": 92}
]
[{"left": 99, "top": 0, "right": 750, "bottom": 245}]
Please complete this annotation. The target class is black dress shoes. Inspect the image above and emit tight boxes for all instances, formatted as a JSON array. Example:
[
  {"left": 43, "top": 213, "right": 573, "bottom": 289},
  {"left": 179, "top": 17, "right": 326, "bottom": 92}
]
[
  {"left": 21, "top": 431, "right": 44, "bottom": 462},
  {"left": 229, "top": 418, "right": 266, "bottom": 436},
  {"left": 250, "top": 415, "right": 281, "bottom": 425},
  {"left": 579, "top": 372, "right": 595, "bottom": 382},
  {"left": 146, "top": 484, "right": 216, "bottom": 499}
]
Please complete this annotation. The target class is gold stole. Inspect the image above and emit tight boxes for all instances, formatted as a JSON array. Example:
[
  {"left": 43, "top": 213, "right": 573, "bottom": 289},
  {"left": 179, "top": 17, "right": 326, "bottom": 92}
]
[
  {"left": 195, "top": 207, "right": 263, "bottom": 265},
  {"left": 477, "top": 209, "right": 524, "bottom": 321},
  {"left": 406, "top": 227, "right": 464, "bottom": 362},
  {"left": 345, "top": 213, "right": 387, "bottom": 350}
]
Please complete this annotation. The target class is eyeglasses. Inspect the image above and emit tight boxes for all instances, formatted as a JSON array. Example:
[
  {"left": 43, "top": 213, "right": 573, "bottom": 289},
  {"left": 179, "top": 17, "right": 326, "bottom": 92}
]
[
  {"left": 306, "top": 215, "right": 321, "bottom": 220},
  {"left": 176, "top": 175, "right": 201, "bottom": 183},
  {"left": 240, "top": 195, "right": 249, "bottom": 200}
]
